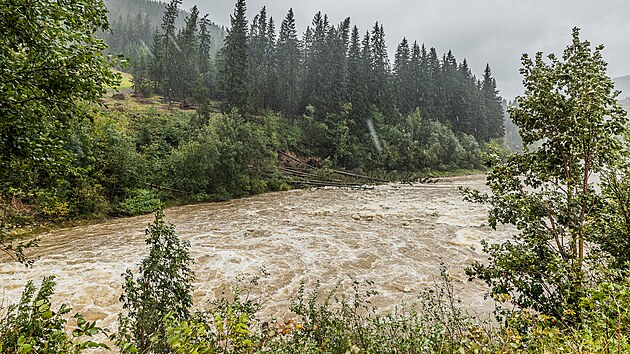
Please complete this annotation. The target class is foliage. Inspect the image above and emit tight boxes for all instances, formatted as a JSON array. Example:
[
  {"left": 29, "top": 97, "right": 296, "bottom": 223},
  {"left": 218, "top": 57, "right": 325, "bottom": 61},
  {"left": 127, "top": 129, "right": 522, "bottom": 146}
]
[
  {"left": 594, "top": 167, "right": 630, "bottom": 269},
  {"left": 0, "top": 0, "right": 501, "bottom": 227},
  {"left": 0, "top": 277, "right": 108, "bottom": 353},
  {"left": 164, "top": 279, "right": 264, "bottom": 353},
  {"left": 0, "top": 0, "right": 119, "bottom": 258},
  {"left": 117, "top": 210, "right": 194, "bottom": 353},
  {"left": 0, "top": 209, "right": 38, "bottom": 266},
  {"left": 114, "top": 189, "right": 163, "bottom": 216},
  {"left": 105, "top": 0, "right": 505, "bottom": 145},
  {"left": 157, "top": 267, "right": 504, "bottom": 353},
  {"left": 0, "top": 0, "right": 119, "bottom": 181},
  {"left": 463, "top": 28, "right": 628, "bottom": 321},
  {"left": 99, "top": 0, "right": 225, "bottom": 63}
]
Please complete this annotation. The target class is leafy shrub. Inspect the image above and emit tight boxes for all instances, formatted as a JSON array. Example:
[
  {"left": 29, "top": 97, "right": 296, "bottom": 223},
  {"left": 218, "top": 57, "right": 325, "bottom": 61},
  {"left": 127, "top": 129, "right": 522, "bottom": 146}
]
[
  {"left": 167, "top": 124, "right": 220, "bottom": 194},
  {"left": 115, "top": 188, "right": 162, "bottom": 216},
  {"left": 0, "top": 276, "right": 108, "bottom": 353},
  {"left": 159, "top": 268, "right": 495, "bottom": 353},
  {"left": 117, "top": 210, "right": 194, "bottom": 353}
]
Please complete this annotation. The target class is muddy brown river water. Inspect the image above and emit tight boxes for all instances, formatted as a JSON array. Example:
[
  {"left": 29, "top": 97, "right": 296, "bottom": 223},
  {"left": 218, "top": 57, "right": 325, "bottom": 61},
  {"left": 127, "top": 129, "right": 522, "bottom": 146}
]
[{"left": 1, "top": 174, "right": 513, "bottom": 333}]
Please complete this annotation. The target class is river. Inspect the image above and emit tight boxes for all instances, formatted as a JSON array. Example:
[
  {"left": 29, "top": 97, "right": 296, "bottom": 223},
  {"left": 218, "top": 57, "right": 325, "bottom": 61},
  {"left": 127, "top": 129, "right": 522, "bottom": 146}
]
[{"left": 1, "top": 174, "right": 513, "bottom": 332}]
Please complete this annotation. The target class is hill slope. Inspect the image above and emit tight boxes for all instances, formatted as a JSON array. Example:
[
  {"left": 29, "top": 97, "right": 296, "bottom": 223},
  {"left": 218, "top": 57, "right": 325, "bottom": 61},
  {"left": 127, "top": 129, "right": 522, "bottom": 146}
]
[
  {"left": 614, "top": 75, "right": 630, "bottom": 98},
  {"left": 100, "top": 0, "right": 225, "bottom": 60}
]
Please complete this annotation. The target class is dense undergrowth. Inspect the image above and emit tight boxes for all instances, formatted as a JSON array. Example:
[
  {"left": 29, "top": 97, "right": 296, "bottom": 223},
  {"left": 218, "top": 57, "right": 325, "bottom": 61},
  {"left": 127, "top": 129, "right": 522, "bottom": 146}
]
[{"left": 1, "top": 94, "right": 489, "bottom": 228}]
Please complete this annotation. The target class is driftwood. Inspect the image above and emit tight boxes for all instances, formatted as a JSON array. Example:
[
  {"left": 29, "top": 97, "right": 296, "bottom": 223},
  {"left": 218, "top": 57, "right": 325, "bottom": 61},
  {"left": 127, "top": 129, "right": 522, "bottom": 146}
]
[
  {"left": 327, "top": 169, "right": 389, "bottom": 183},
  {"left": 287, "top": 180, "right": 362, "bottom": 187},
  {"left": 278, "top": 150, "right": 390, "bottom": 187}
]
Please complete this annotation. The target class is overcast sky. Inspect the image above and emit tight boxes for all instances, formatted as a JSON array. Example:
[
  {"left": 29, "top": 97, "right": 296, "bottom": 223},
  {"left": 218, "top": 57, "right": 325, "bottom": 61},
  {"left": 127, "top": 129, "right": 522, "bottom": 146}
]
[{"left": 182, "top": 0, "right": 629, "bottom": 99}]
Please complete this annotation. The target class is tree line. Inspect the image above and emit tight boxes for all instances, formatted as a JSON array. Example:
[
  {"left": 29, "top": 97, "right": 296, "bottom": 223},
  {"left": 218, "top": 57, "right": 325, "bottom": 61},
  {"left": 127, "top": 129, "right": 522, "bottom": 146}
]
[{"left": 120, "top": 0, "right": 504, "bottom": 145}]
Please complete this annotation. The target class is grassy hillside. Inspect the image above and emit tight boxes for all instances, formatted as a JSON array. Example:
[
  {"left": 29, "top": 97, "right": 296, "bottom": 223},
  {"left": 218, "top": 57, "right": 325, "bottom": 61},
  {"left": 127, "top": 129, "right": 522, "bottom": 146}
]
[{"left": 110, "top": 69, "right": 133, "bottom": 90}]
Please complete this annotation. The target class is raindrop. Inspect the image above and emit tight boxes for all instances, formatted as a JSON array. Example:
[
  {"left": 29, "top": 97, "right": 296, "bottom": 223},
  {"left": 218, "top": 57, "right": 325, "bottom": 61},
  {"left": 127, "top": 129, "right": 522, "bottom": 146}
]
[
  {"left": 367, "top": 118, "right": 383, "bottom": 153},
  {"left": 170, "top": 34, "right": 182, "bottom": 53}
]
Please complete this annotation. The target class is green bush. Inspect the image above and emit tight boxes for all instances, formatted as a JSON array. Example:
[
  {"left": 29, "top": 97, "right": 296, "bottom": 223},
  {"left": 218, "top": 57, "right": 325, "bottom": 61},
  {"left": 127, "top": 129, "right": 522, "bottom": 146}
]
[
  {"left": 116, "top": 210, "right": 194, "bottom": 353},
  {"left": 0, "top": 276, "right": 108, "bottom": 353},
  {"left": 114, "top": 188, "right": 162, "bottom": 216}
]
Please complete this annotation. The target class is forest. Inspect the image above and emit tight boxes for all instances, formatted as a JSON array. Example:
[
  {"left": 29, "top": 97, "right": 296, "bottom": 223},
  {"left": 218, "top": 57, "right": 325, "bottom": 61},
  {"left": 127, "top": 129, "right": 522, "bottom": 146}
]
[
  {"left": 2, "top": 0, "right": 630, "bottom": 353},
  {"left": 0, "top": 0, "right": 507, "bottom": 224}
]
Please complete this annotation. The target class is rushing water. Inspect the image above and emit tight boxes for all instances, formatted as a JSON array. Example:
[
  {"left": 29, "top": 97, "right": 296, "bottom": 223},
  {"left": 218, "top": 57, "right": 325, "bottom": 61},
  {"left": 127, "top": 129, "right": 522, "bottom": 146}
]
[{"left": 1, "top": 174, "right": 513, "bottom": 332}]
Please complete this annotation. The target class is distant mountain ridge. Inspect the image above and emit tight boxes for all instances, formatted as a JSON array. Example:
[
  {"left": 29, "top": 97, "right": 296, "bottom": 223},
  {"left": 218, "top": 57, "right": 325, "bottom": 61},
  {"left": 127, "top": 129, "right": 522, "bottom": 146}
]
[{"left": 614, "top": 75, "right": 630, "bottom": 98}]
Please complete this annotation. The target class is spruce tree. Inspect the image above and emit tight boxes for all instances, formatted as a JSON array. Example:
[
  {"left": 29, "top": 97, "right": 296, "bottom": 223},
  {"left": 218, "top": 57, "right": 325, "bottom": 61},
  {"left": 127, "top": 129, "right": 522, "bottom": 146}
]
[
  {"left": 264, "top": 17, "right": 278, "bottom": 110},
  {"left": 441, "top": 50, "right": 459, "bottom": 128},
  {"left": 159, "top": 0, "right": 182, "bottom": 100},
  {"left": 347, "top": 25, "right": 369, "bottom": 120},
  {"left": 276, "top": 8, "right": 301, "bottom": 117},
  {"left": 247, "top": 7, "right": 269, "bottom": 110},
  {"left": 149, "top": 28, "right": 163, "bottom": 93},
  {"left": 196, "top": 15, "right": 214, "bottom": 101},
  {"left": 218, "top": 0, "right": 249, "bottom": 112},
  {"left": 409, "top": 41, "right": 423, "bottom": 110},
  {"left": 302, "top": 12, "right": 331, "bottom": 113},
  {"left": 425, "top": 47, "right": 443, "bottom": 120},
  {"left": 481, "top": 63, "right": 504, "bottom": 141},
  {"left": 453, "top": 58, "right": 481, "bottom": 138},
  {"left": 361, "top": 31, "right": 373, "bottom": 107},
  {"left": 175, "top": 5, "right": 199, "bottom": 100},
  {"left": 370, "top": 23, "right": 394, "bottom": 119},
  {"left": 394, "top": 37, "right": 413, "bottom": 114}
]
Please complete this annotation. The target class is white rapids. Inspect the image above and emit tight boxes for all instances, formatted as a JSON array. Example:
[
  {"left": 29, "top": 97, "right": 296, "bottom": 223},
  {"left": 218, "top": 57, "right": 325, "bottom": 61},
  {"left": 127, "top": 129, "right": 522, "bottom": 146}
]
[{"left": 1, "top": 174, "right": 513, "bottom": 333}]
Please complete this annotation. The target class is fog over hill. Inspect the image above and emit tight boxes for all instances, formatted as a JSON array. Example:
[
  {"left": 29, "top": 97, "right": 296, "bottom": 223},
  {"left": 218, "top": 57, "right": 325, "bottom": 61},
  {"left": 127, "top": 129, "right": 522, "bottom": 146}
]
[
  {"left": 614, "top": 75, "right": 630, "bottom": 99},
  {"left": 101, "top": 0, "right": 226, "bottom": 60}
]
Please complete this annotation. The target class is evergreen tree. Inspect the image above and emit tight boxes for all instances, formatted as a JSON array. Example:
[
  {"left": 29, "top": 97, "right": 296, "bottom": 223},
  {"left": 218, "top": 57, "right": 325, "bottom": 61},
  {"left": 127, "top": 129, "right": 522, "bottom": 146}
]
[
  {"left": 276, "top": 8, "right": 302, "bottom": 117},
  {"left": 321, "top": 18, "right": 351, "bottom": 113},
  {"left": 264, "top": 17, "right": 278, "bottom": 110},
  {"left": 302, "top": 12, "right": 331, "bottom": 113},
  {"left": 425, "top": 47, "right": 443, "bottom": 120},
  {"left": 347, "top": 25, "right": 369, "bottom": 120},
  {"left": 247, "top": 7, "right": 269, "bottom": 110},
  {"left": 196, "top": 15, "right": 214, "bottom": 101},
  {"left": 335, "top": 18, "right": 352, "bottom": 106},
  {"left": 441, "top": 50, "right": 459, "bottom": 128},
  {"left": 175, "top": 5, "right": 199, "bottom": 100},
  {"left": 131, "top": 52, "right": 152, "bottom": 97},
  {"left": 370, "top": 23, "right": 394, "bottom": 119},
  {"left": 481, "top": 64, "right": 504, "bottom": 141},
  {"left": 394, "top": 38, "right": 413, "bottom": 114},
  {"left": 406, "top": 42, "right": 425, "bottom": 112},
  {"left": 149, "top": 28, "right": 163, "bottom": 93},
  {"left": 218, "top": 0, "right": 249, "bottom": 112},
  {"left": 453, "top": 58, "right": 482, "bottom": 138},
  {"left": 361, "top": 31, "right": 374, "bottom": 108},
  {"left": 158, "top": 0, "right": 182, "bottom": 100}
]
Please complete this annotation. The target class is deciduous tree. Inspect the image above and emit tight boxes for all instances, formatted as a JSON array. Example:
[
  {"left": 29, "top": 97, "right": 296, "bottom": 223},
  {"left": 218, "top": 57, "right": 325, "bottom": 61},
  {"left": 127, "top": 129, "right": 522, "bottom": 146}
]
[{"left": 464, "top": 28, "right": 628, "bottom": 321}]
